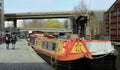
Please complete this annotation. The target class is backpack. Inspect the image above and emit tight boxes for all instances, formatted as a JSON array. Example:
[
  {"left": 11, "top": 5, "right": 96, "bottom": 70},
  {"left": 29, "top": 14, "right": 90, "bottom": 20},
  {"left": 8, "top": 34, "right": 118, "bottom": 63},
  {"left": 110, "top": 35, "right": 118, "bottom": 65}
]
[{"left": 12, "top": 34, "right": 16, "bottom": 40}]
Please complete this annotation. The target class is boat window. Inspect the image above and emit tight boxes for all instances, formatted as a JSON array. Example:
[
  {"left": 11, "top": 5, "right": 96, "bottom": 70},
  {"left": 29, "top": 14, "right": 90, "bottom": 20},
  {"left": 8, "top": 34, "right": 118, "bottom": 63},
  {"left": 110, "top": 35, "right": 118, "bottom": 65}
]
[
  {"left": 42, "top": 41, "right": 57, "bottom": 51},
  {"left": 42, "top": 41, "right": 48, "bottom": 49},
  {"left": 52, "top": 43, "right": 56, "bottom": 50}
]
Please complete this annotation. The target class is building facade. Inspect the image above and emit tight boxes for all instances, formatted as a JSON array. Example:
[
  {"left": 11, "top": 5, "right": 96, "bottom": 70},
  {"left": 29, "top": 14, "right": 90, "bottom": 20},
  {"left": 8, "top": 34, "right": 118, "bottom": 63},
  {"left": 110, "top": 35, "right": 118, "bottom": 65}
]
[
  {"left": 104, "top": 0, "right": 120, "bottom": 41},
  {"left": 0, "top": 0, "right": 4, "bottom": 30}
]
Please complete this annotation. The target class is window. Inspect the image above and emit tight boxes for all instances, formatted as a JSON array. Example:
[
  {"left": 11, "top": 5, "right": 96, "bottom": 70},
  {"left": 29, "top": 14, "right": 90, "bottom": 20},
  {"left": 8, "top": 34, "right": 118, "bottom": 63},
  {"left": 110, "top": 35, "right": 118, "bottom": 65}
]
[
  {"left": 117, "top": 10, "right": 120, "bottom": 15},
  {"left": 111, "top": 11, "right": 117, "bottom": 16}
]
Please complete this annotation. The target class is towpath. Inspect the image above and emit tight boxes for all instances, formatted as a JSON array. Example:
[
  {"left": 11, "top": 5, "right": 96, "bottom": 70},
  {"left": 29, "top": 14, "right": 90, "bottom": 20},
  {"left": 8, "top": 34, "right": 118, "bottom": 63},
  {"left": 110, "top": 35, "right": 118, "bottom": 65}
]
[{"left": 0, "top": 39, "right": 54, "bottom": 70}]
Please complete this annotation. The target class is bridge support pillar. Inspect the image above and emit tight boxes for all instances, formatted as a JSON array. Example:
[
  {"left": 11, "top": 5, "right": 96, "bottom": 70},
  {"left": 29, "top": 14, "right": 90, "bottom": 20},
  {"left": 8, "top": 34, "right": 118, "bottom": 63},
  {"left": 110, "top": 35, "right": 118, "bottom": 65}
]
[{"left": 13, "top": 19, "right": 17, "bottom": 28}]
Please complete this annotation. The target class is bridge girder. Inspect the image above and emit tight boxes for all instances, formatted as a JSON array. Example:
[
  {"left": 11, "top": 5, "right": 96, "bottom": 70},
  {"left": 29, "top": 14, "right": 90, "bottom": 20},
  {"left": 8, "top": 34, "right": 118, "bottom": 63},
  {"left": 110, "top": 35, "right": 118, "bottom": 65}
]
[{"left": 4, "top": 11, "right": 90, "bottom": 20}]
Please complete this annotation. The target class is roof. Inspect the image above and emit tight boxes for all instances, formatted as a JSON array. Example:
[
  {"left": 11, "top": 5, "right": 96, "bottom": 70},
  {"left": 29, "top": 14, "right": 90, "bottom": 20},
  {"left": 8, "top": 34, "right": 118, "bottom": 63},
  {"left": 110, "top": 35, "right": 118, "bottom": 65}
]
[{"left": 107, "top": 0, "right": 118, "bottom": 12}]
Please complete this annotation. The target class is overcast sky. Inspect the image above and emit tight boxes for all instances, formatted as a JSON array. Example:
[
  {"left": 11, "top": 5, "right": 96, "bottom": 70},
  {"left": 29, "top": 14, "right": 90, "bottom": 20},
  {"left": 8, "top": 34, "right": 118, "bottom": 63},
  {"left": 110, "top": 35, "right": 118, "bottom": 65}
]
[{"left": 4, "top": 0, "right": 116, "bottom": 13}]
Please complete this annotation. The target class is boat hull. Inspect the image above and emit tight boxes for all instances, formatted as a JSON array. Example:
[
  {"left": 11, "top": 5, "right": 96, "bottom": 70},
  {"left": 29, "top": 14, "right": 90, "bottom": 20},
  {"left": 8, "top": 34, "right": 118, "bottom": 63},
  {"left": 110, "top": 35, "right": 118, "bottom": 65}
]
[{"left": 36, "top": 51, "right": 117, "bottom": 70}]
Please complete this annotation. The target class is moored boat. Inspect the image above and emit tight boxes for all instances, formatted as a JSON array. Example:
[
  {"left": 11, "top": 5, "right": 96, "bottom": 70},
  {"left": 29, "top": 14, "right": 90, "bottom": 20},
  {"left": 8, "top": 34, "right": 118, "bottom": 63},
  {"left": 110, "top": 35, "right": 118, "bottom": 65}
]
[{"left": 29, "top": 33, "right": 117, "bottom": 70}]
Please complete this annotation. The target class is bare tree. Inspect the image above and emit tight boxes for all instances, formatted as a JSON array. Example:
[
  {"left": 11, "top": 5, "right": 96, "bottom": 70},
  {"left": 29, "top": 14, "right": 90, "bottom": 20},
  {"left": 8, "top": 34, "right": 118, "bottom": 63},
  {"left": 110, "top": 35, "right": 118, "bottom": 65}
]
[
  {"left": 73, "top": 1, "right": 102, "bottom": 39},
  {"left": 89, "top": 11, "right": 103, "bottom": 39},
  {"left": 73, "top": 0, "right": 88, "bottom": 37},
  {"left": 74, "top": 0, "right": 88, "bottom": 16}
]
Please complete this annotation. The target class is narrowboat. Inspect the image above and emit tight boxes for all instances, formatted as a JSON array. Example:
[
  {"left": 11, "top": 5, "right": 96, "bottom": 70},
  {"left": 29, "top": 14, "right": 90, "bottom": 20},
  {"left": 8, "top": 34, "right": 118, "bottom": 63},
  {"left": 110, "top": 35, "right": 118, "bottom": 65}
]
[{"left": 29, "top": 33, "right": 117, "bottom": 70}]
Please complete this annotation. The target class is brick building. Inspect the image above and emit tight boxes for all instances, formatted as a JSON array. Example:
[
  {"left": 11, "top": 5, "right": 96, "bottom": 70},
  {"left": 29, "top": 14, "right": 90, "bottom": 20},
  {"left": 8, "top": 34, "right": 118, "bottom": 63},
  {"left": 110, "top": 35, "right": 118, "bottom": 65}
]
[
  {"left": 104, "top": 0, "right": 120, "bottom": 41},
  {"left": 0, "top": 0, "right": 4, "bottom": 30}
]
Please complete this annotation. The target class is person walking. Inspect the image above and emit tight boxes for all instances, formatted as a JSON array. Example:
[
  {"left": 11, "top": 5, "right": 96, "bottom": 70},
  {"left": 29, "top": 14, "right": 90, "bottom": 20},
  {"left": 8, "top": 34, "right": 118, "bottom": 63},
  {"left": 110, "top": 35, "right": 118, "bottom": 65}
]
[
  {"left": 11, "top": 33, "right": 17, "bottom": 49},
  {"left": 5, "top": 33, "right": 11, "bottom": 50}
]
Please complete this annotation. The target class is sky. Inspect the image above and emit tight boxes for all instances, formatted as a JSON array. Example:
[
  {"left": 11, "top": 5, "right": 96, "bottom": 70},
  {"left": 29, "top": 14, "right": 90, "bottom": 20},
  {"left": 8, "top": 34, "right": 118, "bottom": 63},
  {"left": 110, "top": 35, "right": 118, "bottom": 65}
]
[{"left": 4, "top": 0, "right": 116, "bottom": 13}]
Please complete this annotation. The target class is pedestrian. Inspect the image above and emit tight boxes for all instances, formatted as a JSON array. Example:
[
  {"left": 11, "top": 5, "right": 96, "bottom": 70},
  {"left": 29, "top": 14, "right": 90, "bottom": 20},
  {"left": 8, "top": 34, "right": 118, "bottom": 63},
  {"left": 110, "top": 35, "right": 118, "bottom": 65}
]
[
  {"left": 11, "top": 33, "right": 17, "bottom": 49},
  {"left": 5, "top": 33, "right": 11, "bottom": 50}
]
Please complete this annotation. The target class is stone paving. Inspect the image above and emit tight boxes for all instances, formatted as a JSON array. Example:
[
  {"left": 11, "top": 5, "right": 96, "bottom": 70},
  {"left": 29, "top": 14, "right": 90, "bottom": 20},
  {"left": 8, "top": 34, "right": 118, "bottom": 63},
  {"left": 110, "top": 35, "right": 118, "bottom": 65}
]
[{"left": 0, "top": 39, "right": 54, "bottom": 70}]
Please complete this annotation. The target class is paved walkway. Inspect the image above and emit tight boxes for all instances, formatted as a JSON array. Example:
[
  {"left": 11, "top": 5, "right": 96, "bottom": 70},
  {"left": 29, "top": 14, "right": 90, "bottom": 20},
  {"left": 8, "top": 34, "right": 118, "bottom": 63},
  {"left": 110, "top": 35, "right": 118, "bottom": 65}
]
[{"left": 0, "top": 39, "right": 54, "bottom": 70}]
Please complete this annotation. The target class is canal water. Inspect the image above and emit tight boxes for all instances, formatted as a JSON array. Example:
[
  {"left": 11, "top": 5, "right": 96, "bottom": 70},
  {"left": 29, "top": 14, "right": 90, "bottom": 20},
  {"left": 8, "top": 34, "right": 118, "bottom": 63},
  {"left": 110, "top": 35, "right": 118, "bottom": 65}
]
[{"left": 114, "top": 45, "right": 120, "bottom": 70}]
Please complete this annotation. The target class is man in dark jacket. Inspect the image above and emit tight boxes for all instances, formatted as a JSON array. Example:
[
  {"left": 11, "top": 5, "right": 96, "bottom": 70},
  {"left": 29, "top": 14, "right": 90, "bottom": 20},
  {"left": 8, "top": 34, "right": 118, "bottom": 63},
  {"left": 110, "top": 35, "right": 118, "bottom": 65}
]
[
  {"left": 11, "top": 33, "right": 17, "bottom": 49},
  {"left": 5, "top": 34, "right": 11, "bottom": 50}
]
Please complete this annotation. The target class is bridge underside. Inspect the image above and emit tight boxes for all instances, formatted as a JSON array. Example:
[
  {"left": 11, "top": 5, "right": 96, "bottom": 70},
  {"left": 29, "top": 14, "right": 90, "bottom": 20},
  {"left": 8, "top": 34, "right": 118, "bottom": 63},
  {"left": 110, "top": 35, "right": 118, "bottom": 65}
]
[{"left": 20, "top": 28, "right": 73, "bottom": 33}]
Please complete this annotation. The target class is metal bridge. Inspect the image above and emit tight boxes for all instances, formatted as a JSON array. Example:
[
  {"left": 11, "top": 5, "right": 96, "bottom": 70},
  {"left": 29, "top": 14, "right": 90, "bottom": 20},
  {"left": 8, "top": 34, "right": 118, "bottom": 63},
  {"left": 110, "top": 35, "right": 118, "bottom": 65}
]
[
  {"left": 4, "top": 11, "right": 89, "bottom": 36},
  {"left": 19, "top": 28, "right": 73, "bottom": 33},
  {"left": 4, "top": 11, "right": 88, "bottom": 28},
  {"left": 4, "top": 11, "right": 78, "bottom": 28},
  {"left": 4, "top": 11, "right": 84, "bottom": 20}
]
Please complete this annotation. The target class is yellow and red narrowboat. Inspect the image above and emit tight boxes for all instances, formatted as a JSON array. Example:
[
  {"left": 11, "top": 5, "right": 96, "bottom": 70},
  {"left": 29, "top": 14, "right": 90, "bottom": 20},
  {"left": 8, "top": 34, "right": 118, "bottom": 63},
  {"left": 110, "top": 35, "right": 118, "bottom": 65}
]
[{"left": 29, "top": 33, "right": 117, "bottom": 70}]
